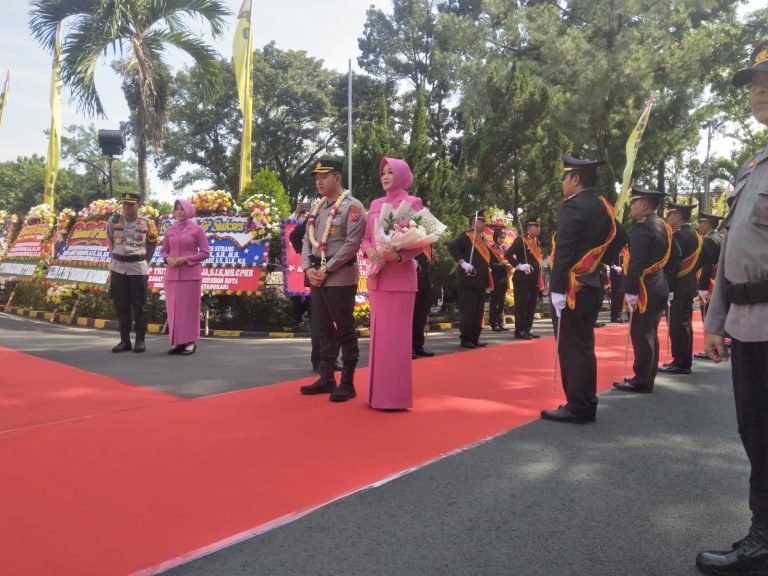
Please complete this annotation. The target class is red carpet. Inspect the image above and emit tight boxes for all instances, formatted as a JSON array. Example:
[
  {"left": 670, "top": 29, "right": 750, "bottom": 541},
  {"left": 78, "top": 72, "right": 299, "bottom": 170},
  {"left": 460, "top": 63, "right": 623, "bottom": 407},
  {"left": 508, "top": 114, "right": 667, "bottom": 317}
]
[
  {"left": 0, "top": 347, "right": 178, "bottom": 433},
  {"left": 0, "top": 322, "right": 697, "bottom": 576}
]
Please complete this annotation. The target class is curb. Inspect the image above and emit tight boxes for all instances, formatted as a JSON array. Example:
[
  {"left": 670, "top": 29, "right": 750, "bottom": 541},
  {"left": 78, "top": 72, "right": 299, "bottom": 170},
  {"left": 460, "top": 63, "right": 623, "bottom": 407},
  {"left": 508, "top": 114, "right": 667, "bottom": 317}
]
[{"left": 1, "top": 305, "right": 374, "bottom": 339}]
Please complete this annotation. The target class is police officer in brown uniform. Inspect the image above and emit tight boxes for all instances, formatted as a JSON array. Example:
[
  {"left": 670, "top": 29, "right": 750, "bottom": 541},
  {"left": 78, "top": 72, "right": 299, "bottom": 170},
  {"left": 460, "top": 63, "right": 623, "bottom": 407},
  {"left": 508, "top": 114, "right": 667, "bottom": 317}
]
[
  {"left": 659, "top": 201, "right": 702, "bottom": 375},
  {"left": 448, "top": 210, "right": 491, "bottom": 349},
  {"left": 107, "top": 192, "right": 159, "bottom": 353},
  {"left": 300, "top": 159, "right": 366, "bottom": 402},
  {"left": 696, "top": 40, "right": 768, "bottom": 575}
]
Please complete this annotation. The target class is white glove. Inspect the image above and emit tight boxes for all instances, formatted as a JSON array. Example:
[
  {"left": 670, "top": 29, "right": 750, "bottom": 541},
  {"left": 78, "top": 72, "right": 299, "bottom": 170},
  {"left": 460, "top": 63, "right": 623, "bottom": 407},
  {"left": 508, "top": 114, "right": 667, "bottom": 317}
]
[
  {"left": 516, "top": 263, "right": 533, "bottom": 274},
  {"left": 698, "top": 290, "right": 709, "bottom": 303},
  {"left": 625, "top": 293, "right": 638, "bottom": 311},
  {"left": 460, "top": 261, "right": 475, "bottom": 274},
  {"left": 668, "top": 292, "right": 674, "bottom": 305},
  {"left": 611, "top": 265, "right": 623, "bottom": 274},
  {"left": 551, "top": 292, "right": 566, "bottom": 318}
]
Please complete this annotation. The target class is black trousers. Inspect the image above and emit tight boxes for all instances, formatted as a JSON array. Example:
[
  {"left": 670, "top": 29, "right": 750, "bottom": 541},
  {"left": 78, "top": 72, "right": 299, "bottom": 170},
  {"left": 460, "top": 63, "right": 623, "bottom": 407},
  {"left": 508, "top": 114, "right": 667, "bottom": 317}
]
[
  {"left": 629, "top": 294, "right": 666, "bottom": 389},
  {"left": 513, "top": 279, "right": 538, "bottom": 334},
  {"left": 732, "top": 339, "right": 768, "bottom": 523},
  {"left": 551, "top": 286, "right": 602, "bottom": 416},
  {"left": 489, "top": 279, "right": 508, "bottom": 328},
  {"left": 412, "top": 286, "right": 431, "bottom": 351},
  {"left": 310, "top": 285, "right": 358, "bottom": 366},
  {"left": 669, "top": 295, "right": 694, "bottom": 369},
  {"left": 610, "top": 268, "right": 625, "bottom": 320},
  {"left": 110, "top": 272, "right": 148, "bottom": 341},
  {"left": 458, "top": 286, "right": 485, "bottom": 344}
]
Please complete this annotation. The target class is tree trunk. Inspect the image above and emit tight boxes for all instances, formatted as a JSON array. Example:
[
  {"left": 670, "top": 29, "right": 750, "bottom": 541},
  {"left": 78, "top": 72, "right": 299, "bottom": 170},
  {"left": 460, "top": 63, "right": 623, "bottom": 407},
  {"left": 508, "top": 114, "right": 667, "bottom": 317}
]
[
  {"left": 656, "top": 159, "right": 665, "bottom": 195},
  {"left": 137, "top": 132, "right": 148, "bottom": 198}
]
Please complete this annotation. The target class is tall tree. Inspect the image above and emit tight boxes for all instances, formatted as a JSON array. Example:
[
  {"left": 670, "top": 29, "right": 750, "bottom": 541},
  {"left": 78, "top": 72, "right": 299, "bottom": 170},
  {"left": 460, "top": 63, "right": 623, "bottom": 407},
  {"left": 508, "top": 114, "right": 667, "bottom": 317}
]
[{"left": 29, "top": 0, "right": 230, "bottom": 197}]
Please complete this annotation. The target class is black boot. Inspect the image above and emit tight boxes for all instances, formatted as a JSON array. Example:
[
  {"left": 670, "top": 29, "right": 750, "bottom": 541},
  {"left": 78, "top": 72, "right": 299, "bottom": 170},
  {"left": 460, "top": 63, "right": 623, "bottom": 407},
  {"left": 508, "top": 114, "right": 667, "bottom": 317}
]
[
  {"left": 330, "top": 363, "right": 357, "bottom": 402},
  {"left": 133, "top": 335, "right": 146, "bottom": 353},
  {"left": 696, "top": 522, "right": 768, "bottom": 575},
  {"left": 300, "top": 361, "right": 336, "bottom": 395},
  {"left": 112, "top": 332, "right": 132, "bottom": 353}
]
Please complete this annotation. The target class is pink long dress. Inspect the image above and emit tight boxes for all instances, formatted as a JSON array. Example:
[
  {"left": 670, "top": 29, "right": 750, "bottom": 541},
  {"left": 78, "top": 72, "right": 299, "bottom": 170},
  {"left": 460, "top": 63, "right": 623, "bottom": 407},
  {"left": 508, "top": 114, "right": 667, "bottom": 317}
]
[
  {"left": 161, "top": 199, "right": 210, "bottom": 346},
  {"left": 361, "top": 158, "right": 425, "bottom": 409}
]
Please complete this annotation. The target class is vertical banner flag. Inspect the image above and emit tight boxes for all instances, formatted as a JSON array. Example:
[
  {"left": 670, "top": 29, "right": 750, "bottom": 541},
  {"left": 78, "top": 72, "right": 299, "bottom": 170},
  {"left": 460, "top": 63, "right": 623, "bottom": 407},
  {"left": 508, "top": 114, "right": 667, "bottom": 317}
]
[
  {"left": 44, "top": 23, "right": 63, "bottom": 209},
  {"left": 615, "top": 92, "right": 657, "bottom": 222},
  {"left": 0, "top": 71, "right": 9, "bottom": 130},
  {"left": 233, "top": 0, "right": 253, "bottom": 193}
]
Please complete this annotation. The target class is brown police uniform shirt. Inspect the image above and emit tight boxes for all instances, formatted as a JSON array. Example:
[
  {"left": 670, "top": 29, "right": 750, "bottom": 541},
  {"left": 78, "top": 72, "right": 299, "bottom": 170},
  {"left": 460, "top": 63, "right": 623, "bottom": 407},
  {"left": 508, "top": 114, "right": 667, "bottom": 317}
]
[
  {"left": 107, "top": 215, "right": 159, "bottom": 276},
  {"left": 705, "top": 145, "right": 768, "bottom": 342},
  {"left": 301, "top": 193, "right": 366, "bottom": 287}
]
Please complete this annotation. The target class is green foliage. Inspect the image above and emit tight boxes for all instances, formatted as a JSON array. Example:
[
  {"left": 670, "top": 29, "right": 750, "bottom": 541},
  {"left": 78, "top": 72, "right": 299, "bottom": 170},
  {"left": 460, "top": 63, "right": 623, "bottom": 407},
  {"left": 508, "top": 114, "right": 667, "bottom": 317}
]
[
  {"left": 238, "top": 168, "right": 291, "bottom": 219},
  {"left": 211, "top": 287, "right": 293, "bottom": 331}
]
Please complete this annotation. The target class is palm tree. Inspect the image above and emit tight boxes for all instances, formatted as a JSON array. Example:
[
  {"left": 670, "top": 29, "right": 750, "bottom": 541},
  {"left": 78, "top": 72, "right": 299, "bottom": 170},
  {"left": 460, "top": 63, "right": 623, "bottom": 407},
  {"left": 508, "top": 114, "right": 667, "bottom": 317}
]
[{"left": 29, "top": 0, "right": 230, "bottom": 197}]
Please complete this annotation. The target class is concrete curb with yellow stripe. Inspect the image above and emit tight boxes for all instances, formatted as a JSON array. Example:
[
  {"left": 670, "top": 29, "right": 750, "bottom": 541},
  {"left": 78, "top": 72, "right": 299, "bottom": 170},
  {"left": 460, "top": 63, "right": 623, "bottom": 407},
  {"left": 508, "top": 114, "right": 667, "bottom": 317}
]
[{"left": 0, "top": 305, "right": 382, "bottom": 339}]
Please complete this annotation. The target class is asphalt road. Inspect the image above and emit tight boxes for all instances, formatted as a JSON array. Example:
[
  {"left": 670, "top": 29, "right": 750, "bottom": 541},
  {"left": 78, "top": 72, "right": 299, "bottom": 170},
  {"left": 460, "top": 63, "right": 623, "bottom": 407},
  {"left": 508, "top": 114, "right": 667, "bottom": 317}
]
[{"left": 0, "top": 311, "right": 746, "bottom": 576}]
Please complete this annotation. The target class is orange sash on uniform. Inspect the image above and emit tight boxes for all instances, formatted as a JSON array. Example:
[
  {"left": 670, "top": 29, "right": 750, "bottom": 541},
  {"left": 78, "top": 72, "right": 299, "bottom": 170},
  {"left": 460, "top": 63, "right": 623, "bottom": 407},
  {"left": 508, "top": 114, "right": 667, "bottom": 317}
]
[
  {"left": 677, "top": 230, "right": 702, "bottom": 278},
  {"left": 554, "top": 196, "right": 617, "bottom": 309},
  {"left": 466, "top": 231, "right": 493, "bottom": 290},
  {"left": 633, "top": 221, "right": 673, "bottom": 313},
  {"left": 523, "top": 235, "right": 545, "bottom": 291}
]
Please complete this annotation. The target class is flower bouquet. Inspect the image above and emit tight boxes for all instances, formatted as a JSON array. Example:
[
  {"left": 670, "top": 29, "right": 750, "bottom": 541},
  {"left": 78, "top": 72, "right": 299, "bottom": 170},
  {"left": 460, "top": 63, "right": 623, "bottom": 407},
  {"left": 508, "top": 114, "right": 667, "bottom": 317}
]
[
  {"left": 24, "top": 204, "right": 56, "bottom": 228},
  {"left": 77, "top": 198, "right": 120, "bottom": 221},
  {"left": 241, "top": 194, "right": 278, "bottom": 242},
  {"left": 369, "top": 201, "right": 447, "bottom": 278},
  {"left": 191, "top": 190, "right": 237, "bottom": 216}
]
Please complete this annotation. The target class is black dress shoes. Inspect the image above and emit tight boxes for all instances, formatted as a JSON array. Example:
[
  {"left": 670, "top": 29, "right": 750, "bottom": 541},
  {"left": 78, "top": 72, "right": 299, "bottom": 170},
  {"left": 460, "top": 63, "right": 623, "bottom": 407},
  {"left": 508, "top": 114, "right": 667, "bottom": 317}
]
[
  {"left": 658, "top": 363, "right": 691, "bottom": 374},
  {"left": 112, "top": 341, "right": 132, "bottom": 353},
  {"left": 460, "top": 340, "right": 476, "bottom": 349},
  {"left": 696, "top": 535, "right": 768, "bottom": 575},
  {"left": 610, "top": 316, "right": 625, "bottom": 323},
  {"left": 540, "top": 405, "right": 590, "bottom": 424},
  {"left": 168, "top": 345, "right": 185, "bottom": 355},
  {"left": 527, "top": 331, "right": 540, "bottom": 339},
  {"left": 612, "top": 380, "right": 652, "bottom": 393},
  {"left": 491, "top": 326, "right": 503, "bottom": 332},
  {"left": 473, "top": 341, "right": 488, "bottom": 347},
  {"left": 594, "top": 322, "right": 606, "bottom": 328},
  {"left": 300, "top": 378, "right": 336, "bottom": 395},
  {"left": 515, "top": 331, "right": 532, "bottom": 340},
  {"left": 133, "top": 340, "right": 146, "bottom": 353},
  {"left": 414, "top": 347, "right": 435, "bottom": 358},
  {"left": 180, "top": 342, "right": 196, "bottom": 356}
]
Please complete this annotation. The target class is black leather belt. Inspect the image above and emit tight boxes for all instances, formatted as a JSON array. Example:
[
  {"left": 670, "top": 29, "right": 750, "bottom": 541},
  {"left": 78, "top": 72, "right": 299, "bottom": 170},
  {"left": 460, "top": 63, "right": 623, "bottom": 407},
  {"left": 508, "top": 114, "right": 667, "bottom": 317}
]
[
  {"left": 112, "top": 253, "right": 146, "bottom": 263},
  {"left": 726, "top": 280, "right": 768, "bottom": 305}
]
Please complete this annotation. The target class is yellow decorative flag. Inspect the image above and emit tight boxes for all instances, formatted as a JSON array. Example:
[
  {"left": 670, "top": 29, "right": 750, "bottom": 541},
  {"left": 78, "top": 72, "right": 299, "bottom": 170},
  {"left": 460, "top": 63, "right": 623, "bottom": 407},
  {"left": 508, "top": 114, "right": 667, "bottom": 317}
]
[
  {"left": 44, "top": 23, "right": 63, "bottom": 209},
  {"left": 0, "top": 70, "right": 9, "bottom": 130},
  {"left": 615, "top": 92, "right": 657, "bottom": 222},
  {"left": 233, "top": 0, "right": 253, "bottom": 193}
]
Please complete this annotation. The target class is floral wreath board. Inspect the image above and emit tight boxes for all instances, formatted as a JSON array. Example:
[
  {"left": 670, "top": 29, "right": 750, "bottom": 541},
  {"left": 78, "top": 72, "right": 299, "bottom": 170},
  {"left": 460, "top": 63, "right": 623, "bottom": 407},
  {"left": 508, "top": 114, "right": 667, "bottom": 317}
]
[{"left": 0, "top": 204, "right": 56, "bottom": 281}]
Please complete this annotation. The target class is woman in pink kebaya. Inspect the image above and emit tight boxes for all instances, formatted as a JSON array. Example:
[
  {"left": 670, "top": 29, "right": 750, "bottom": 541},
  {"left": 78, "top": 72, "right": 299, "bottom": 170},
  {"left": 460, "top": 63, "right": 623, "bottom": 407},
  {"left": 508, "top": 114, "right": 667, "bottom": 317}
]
[
  {"left": 161, "top": 199, "right": 210, "bottom": 355},
  {"left": 361, "top": 157, "right": 425, "bottom": 410}
]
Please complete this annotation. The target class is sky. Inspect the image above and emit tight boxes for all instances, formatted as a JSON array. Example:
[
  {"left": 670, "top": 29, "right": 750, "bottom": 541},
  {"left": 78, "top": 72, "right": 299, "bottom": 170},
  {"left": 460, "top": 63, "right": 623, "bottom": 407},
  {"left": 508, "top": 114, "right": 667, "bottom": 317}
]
[
  {"left": 0, "top": 0, "right": 762, "bottom": 202},
  {"left": 0, "top": 0, "right": 388, "bottom": 199}
]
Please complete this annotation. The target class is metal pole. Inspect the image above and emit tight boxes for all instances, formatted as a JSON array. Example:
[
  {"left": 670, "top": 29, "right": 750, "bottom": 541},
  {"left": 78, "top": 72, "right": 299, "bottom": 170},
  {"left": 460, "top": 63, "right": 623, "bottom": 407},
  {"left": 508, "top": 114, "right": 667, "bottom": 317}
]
[
  {"left": 107, "top": 156, "right": 114, "bottom": 199},
  {"left": 552, "top": 312, "right": 562, "bottom": 393},
  {"left": 623, "top": 308, "right": 634, "bottom": 380},
  {"left": 347, "top": 59, "right": 352, "bottom": 192}
]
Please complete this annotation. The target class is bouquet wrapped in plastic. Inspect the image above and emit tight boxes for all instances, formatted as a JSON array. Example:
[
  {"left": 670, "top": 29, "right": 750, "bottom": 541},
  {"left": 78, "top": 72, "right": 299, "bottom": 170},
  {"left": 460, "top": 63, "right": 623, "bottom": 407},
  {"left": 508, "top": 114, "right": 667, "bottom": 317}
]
[{"left": 369, "top": 201, "right": 447, "bottom": 278}]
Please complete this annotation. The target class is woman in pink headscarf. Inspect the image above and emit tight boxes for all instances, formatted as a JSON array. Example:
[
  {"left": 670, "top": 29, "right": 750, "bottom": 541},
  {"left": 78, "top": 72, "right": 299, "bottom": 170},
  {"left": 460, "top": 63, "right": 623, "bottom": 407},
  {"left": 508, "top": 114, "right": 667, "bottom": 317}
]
[
  {"left": 361, "top": 157, "right": 425, "bottom": 410},
  {"left": 161, "top": 199, "right": 210, "bottom": 355}
]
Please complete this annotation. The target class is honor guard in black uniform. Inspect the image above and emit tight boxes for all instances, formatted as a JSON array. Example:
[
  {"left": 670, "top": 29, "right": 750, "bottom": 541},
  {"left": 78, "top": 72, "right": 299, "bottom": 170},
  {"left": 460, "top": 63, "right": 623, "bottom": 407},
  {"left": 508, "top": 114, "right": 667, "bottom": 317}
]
[
  {"left": 505, "top": 216, "right": 544, "bottom": 339},
  {"left": 608, "top": 245, "right": 629, "bottom": 322},
  {"left": 693, "top": 211, "right": 723, "bottom": 360},
  {"left": 696, "top": 39, "right": 768, "bottom": 574},
  {"left": 612, "top": 188, "right": 672, "bottom": 393},
  {"left": 299, "top": 159, "right": 366, "bottom": 402},
  {"left": 448, "top": 210, "right": 491, "bottom": 348},
  {"left": 541, "top": 155, "right": 620, "bottom": 424},
  {"left": 659, "top": 201, "right": 702, "bottom": 375},
  {"left": 107, "top": 192, "right": 159, "bottom": 353},
  {"left": 412, "top": 246, "right": 436, "bottom": 357},
  {"left": 488, "top": 227, "right": 513, "bottom": 332}
]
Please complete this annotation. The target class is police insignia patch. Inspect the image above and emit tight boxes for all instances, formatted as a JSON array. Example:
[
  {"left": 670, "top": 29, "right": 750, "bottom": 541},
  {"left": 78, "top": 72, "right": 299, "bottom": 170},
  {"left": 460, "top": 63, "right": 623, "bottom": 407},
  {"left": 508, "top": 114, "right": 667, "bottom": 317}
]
[{"left": 350, "top": 205, "right": 361, "bottom": 222}]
